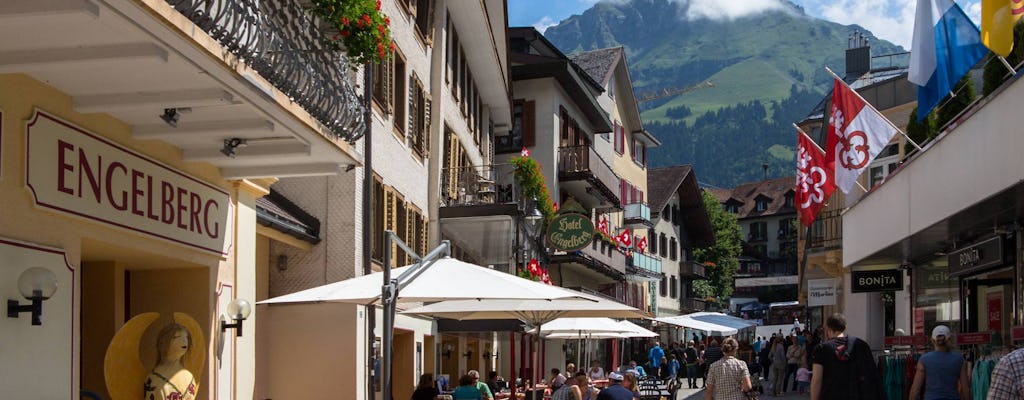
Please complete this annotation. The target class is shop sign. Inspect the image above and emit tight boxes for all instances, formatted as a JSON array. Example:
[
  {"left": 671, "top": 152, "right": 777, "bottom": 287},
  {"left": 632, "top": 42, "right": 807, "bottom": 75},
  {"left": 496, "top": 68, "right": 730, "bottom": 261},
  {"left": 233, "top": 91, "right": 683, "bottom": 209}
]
[
  {"left": 919, "top": 265, "right": 954, "bottom": 289},
  {"left": 956, "top": 332, "right": 992, "bottom": 345},
  {"left": 1012, "top": 326, "right": 1024, "bottom": 342},
  {"left": 807, "top": 278, "right": 836, "bottom": 307},
  {"left": 546, "top": 213, "right": 594, "bottom": 251},
  {"left": 948, "top": 236, "right": 1004, "bottom": 277},
  {"left": 26, "top": 110, "right": 230, "bottom": 254},
  {"left": 914, "top": 308, "right": 925, "bottom": 336},
  {"left": 851, "top": 269, "right": 903, "bottom": 293},
  {"left": 884, "top": 336, "right": 929, "bottom": 347}
]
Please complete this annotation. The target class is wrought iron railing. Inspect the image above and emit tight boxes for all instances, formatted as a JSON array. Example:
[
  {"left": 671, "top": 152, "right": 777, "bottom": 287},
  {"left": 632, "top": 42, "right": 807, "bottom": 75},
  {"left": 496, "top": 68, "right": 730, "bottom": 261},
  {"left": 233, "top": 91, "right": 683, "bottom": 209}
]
[
  {"left": 679, "top": 260, "right": 706, "bottom": 279},
  {"left": 809, "top": 209, "right": 842, "bottom": 250},
  {"left": 441, "top": 163, "right": 518, "bottom": 207},
  {"left": 167, "top": 0, "right": 365, "bottom": 142},
  {"left": 680, "top": 298, "right": 706, "bottom": 312}
]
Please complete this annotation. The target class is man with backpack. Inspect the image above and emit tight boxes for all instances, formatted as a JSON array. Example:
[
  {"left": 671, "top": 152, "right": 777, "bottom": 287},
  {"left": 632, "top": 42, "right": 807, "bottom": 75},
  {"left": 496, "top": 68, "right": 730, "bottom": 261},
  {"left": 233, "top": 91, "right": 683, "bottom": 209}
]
[
  {"left": 683, "top": 340, "right": 699, "bottom": 388},
  {"left": 810, "top": 313, "right": 884, "bottom": 400}
]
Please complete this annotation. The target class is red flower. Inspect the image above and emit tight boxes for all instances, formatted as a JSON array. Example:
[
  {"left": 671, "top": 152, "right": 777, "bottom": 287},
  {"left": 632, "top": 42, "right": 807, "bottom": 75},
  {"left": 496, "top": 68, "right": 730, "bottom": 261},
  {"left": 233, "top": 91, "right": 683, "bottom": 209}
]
[
  {"left": 376, "top": 0, "right": 382, "bottom": 10},
  {"left": 357, "top": 19, "right": 364, "bottom": 28},
  {"left": 341, "top": 16, "right": 349, "bottom": 25},
  {"left": 389, "top": 42, "right": 396, "bottom": 50},
  {"left": 341, "top": 30, "right": 350, "bottom": 37},
  {"left": 384, "top": 17, "right": 391, "bottom": 25},
  {"left": 363, "top": 14, "right": 372, "bottom": 23}
]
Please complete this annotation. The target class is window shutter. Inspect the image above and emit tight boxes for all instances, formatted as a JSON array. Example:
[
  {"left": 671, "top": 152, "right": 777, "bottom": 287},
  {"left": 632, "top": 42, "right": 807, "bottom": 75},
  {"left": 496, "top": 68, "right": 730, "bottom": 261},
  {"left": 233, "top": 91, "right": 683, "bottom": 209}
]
[
  {"left": 446, "top": 133, "right": 461, "bottom": 200},
  {"left": 522, "top": 100, "right": 535, "bottom": 147},
  {"left": 423, "top": 91, "right": 432, "bottom": 156},
  {"left": 619, "top": 180, "right": 627, "bottom": 206},
  {"left": 409, "top": 73, "right": 418, "bottom": 139}
]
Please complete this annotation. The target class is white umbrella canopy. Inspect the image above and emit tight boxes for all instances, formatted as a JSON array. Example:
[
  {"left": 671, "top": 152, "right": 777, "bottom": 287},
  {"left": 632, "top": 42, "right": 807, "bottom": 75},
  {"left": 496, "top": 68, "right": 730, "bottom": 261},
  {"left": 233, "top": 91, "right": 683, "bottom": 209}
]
[
  {"left": 540, "top": 317, "right": 633, "bottom": 335},
  {"left": 654, "top": 315, "right": 738, "bottom": 336},
  {"left": 544, "top": 331, "right": 628, "bottom": 339},
  {"left": 400, "top": 296, "right": 646, "bottom": 324},
  {"left": 257, "top": 257, "right": 588, "bottom": 305},
  {"left": 618, "top": 320, "right": 658, "bottom": 338}
]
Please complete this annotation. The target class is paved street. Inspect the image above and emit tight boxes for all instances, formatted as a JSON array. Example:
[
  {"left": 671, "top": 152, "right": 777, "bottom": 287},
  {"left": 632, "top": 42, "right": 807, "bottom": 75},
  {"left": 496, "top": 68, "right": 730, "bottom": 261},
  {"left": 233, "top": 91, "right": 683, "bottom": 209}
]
[{"left": 676, "top": 386, "right": 808, "bottom": 400}]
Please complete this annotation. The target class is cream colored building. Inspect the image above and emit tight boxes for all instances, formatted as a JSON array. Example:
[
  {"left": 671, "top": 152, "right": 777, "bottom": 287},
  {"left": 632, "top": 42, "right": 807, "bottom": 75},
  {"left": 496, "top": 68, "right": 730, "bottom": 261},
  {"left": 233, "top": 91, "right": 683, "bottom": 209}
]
[{"left": 0, "top": 1, "right": 364, "bottom": 400}]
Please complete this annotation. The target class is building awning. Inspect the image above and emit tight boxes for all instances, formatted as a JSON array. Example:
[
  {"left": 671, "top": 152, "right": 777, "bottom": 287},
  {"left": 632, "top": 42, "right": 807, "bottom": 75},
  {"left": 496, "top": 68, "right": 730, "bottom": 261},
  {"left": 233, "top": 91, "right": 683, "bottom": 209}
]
[
  {"left": 734, "top": 275, "right": 798, "bottom": 288},
  {"left": 256, "top": 190, "right": 320, "bottom": 244}
]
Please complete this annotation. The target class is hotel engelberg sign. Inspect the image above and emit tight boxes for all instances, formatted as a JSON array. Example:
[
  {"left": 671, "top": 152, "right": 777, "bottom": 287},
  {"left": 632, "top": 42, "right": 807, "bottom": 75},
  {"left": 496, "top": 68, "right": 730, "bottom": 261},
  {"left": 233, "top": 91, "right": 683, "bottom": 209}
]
[
  {"left": 26, "top": 110, "right": 230, "bottom": 254},
  {"left": 546, "top": 213, "right": 594, "bottom": 252}
]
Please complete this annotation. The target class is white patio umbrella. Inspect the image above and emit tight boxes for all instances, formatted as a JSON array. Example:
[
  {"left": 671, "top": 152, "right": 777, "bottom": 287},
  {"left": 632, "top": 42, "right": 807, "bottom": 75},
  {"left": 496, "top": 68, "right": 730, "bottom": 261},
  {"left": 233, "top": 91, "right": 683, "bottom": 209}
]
[
  {"left": 654, "top": 315, "right": 738, "bottom": 336},
  {"left": 540, "top": 318, "right": 633, "bottom": 370},
  {"left": 258, "top": 256, "right": 587, "bottom": 305},
  {"left": 403, "top": 295, "right": 647, "bottom": 395},
  {"left": 618, "top": 320, "right": 658, "bottom": 338}
]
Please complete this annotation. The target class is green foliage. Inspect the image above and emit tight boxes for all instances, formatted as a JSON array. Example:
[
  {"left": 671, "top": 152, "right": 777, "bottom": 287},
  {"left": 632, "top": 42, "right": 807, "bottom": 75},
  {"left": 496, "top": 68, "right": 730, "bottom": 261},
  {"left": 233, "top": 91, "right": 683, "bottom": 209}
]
[
  {"left": 983, "top": 22, "right": 1024, "bottom": 96},
  {"left": 935, "top": 75, "right": 976, "bottom": 132},
  {"left": 905, "top": 106, "right": 935, "bottom": 153},
  {"left": 692, "top": 191, "right": 743, "bottom": 300},
  {"left": 511, "top": 156, "right": 556, "bottom": 223},
  {"left": 311, "top": 0, "right": 394, "bottom": 65}
]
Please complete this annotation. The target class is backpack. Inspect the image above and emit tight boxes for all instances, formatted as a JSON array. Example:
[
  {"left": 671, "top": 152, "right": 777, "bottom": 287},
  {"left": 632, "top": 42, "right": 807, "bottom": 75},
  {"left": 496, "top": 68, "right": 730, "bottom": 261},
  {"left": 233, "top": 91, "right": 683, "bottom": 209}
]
[{"left": 841, "top": 336, "right": 884, "bottom": 400}]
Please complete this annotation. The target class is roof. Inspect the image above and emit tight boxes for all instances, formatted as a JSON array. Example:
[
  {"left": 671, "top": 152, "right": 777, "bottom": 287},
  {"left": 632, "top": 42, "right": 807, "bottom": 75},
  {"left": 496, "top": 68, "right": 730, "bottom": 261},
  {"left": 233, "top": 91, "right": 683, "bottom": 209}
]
[
  {"left": 716, "top": 176, "right": 796, "bottom": 220},
  {"left": 569, "top": 47, "right": 623, "bottom": 87},
  {"left": 707, "top": 188, "right": 734, "bottom": 204},
  {"left": 256, "top": 190, "right": 321, "bottom": 244},
  {"left": 647, "top": 165, "right": 716, "bottom": 248}
]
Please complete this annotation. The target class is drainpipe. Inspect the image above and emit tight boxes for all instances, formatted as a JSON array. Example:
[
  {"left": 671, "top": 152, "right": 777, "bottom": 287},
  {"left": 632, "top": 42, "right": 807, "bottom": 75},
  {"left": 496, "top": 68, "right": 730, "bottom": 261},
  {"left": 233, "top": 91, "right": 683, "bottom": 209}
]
[{"left": 362, "top": 65, "right": 375, "bottom": 400}]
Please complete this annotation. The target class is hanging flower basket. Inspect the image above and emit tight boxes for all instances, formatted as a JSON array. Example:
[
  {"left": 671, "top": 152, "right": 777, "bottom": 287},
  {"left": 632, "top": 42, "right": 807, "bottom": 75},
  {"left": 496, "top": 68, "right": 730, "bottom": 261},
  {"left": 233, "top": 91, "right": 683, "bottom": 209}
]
[
  {"left": 511, "top": 156, "right": 556, "bottom": 223},
  {"left": 310, "top": 0, "right": 395, "bottom": 65}
]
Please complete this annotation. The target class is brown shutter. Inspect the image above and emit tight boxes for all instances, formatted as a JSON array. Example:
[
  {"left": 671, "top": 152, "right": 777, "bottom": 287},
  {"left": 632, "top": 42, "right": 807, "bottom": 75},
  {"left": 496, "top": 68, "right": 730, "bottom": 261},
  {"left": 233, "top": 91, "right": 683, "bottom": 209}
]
[
  {"left": 446, "top": 132, "right": 461, "bottom": 200},
  {"left": 409, "top": 73, "right": 418, "bottom": 139},
  {"left": 422, "top": 90, "right": 431, "bottom": 157},
  {"left": 522, "top": 100, "right": 535, "bottom": 147}
]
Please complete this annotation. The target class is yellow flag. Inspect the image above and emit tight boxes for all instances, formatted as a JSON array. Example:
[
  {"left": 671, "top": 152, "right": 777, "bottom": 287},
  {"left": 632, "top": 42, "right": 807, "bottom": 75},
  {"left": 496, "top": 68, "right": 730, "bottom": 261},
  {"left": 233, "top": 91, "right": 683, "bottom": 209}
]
[{"left": 982, "top": 0, "right": 1024, "bottom": 57}]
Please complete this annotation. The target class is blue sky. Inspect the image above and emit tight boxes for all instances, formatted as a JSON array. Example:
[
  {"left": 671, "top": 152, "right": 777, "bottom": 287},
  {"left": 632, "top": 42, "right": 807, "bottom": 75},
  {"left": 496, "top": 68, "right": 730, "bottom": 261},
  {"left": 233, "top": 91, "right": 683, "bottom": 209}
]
[{"left": 508, "top": 0, "right": 983, "bottom": 50}]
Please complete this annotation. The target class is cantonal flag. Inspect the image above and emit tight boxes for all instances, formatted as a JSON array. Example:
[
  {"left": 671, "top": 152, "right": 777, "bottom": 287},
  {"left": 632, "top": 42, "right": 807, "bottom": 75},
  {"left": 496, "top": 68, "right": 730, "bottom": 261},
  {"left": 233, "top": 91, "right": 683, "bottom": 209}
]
[
  {"left": 796, "top": 129, "right": 836, "bottom": 227},
  {"left": 825, "top": 78, "right": 900, "bottom": 193},
  {"left": 981, "top": 0, "right": 1024, "bottom": 56}
]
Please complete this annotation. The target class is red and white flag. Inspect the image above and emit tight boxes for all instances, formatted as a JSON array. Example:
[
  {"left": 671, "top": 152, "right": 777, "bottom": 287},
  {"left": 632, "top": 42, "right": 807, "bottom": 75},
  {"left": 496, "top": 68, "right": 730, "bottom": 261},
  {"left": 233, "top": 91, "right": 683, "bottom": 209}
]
[
  {"left": 616, "top": 229, "right": 632, "bottom": 248},
  {"left": 637, "top": 236, "right": 648, "bottom": 253},
  {"left": 796, "top": 130, "right": 836, "bottom": 227},
  {"left": 826, "top": 78, "right": 899, "bottom": 193}
]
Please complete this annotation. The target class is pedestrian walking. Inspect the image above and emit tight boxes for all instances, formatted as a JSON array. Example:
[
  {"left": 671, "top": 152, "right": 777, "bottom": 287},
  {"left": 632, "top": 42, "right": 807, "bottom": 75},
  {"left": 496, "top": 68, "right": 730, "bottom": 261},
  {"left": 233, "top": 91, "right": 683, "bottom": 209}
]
[
  {"left": 988, "top": 346, "right": 1024, "bottom": 399},
  {"left": 908, "top": 325, "right": 969, "bottom": 400},
  {"left": 703, "top": 340, "right": 724, "bottom": 388},
  {"left": 770, "top": 337, "right": 787, "bottom": 396},
  {"left": 796, "top": 363, "right": 810, "bottom": 394},
  {"left": 785, "top": 335, "right": 806, "bottom": 392},
  {"left": 649, "top": 341, "right": 665, "bottom": 371},
  {"left": 705, "top": 338, "right": 753, "bottom": 400},
  {"left": 596, "top": 372, "right": 632, "bottom": 400},
  {"left": 685, "top": 340, "right": 700, "bottom": 389},
  {"left": 810, "top": 313, "right": 883, "bottom": 400}
]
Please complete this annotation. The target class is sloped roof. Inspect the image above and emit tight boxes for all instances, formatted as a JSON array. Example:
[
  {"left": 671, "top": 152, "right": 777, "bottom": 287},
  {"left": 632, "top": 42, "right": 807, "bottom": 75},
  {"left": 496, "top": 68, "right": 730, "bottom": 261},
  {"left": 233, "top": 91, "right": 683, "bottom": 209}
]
[
  {"left": 707, "top": 188, "right": 734, "bottom": 204},
  {"left": 718, "top": 176, "right": 796, "bottom": 220},
  {"left": 256, "top": 190, "right": 321, "bottom": 244},
  {"left": 570, "top": 47, "right": 623, "bottom": 86},
  {"left": 647, "top": 165, "right": 715, "bottom": 248}
]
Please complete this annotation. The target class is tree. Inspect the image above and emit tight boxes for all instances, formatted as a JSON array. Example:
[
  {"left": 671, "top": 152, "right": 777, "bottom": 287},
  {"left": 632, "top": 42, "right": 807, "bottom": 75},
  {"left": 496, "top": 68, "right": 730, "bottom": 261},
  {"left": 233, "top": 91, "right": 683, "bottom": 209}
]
[
  {"left": 692, "top": 190, "right": 743, "bottom": 303},
  {"left": 935, "top": 74, "right": 976, "bottom": 132},
  {"left": 904, "top": 106, "right": 935, "bottom": 154}
]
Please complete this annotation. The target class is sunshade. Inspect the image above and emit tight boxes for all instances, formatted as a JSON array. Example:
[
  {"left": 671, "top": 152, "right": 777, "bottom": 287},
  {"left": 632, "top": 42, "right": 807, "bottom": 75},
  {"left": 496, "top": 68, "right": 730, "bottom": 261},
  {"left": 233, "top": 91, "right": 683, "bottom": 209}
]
[
  {"left": 540, "top": 317, "right": 632, "bottom": 335},
  {"left": 258, "top": 257, "right": 588, "bottom": 304},
  {"left": 654, "top": 315, "right": 738, "bottom": 336},
  {"left": 686, "top": 312, "right": 757, "bottom": 331},
  {"left": 544, "top": 331, "right": 628, "bottom": 339},
  {"left": 401, "top": 296, "right": 646, "bottom": 322},
  {"left": 617, "top": 320, "right": 658, "bottom": 338}
]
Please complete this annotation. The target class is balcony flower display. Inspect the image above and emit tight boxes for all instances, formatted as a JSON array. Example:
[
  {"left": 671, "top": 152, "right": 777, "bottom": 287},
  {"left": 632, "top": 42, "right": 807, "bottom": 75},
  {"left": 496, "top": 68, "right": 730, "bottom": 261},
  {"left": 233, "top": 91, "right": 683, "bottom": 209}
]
[
  {"left": 312, "top": 0, "right": 395, "bottom": 65},
  {"left": 511, "top": 156, "right": 556, "bottom": 223},
  {"left": 518, "top": 258, "right": 552, "bottom": 285}
]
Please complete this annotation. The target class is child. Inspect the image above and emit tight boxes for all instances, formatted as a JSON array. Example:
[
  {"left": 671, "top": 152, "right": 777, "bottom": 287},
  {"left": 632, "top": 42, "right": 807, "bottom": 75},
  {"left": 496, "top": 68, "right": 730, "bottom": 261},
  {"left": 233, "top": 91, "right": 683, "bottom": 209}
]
[{"left": 796, "top": 363, "right": 811, "bottom": 395}]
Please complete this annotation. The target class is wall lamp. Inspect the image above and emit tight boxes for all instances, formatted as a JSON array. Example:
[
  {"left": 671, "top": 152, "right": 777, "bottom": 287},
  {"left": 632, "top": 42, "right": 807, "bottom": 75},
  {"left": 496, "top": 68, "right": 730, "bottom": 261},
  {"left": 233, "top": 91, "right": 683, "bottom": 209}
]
[
  {"left": 482, "top": 350, "right": 498, "bottom": 359},
  {"left": 220, "top": 298, "right": 252, "bottom": 337},
  {"left": 442, "top": 343, "right": 455, "bottom": 359},
  {"left": 7, "top": 267, "right": 58, "bottom": 326},
  {"left": 462, "top": 347, "right": 473, "bottom": 360},
  {"left": 221, "top": 138, "right": 247, "bottom": 158}
]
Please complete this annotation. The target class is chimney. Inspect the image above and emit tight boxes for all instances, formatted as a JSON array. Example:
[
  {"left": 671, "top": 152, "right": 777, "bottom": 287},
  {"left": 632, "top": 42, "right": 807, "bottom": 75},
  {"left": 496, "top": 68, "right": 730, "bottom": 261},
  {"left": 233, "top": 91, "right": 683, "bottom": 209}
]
[
  {"left": 845, "top": 31, "right": 870, "bottom": 79},
  {"left": 762, "top": 163, "right": 769, "bottom": 181}
]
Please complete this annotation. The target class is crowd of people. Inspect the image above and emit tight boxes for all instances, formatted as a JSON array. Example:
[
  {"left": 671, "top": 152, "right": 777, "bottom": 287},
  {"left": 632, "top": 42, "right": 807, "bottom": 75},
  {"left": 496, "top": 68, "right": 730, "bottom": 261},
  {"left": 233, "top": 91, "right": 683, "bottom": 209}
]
[{"left": 414, "top": 312, "right": 1024, "bottom": 399}]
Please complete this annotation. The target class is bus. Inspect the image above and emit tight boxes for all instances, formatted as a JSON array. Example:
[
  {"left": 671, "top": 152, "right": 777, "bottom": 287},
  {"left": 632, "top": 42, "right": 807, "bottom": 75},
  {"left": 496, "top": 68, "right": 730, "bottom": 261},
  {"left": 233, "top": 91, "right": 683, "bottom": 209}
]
[{"left": 767, "top": 301, "right": 806, "bottom": 326}]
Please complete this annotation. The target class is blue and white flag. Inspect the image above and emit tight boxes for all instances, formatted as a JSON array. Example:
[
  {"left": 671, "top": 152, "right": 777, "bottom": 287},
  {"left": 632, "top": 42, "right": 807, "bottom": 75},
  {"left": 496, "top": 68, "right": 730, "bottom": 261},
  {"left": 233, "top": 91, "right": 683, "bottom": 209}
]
[{"left": 909, "top": 0, "right": 990, "bottom": 120}]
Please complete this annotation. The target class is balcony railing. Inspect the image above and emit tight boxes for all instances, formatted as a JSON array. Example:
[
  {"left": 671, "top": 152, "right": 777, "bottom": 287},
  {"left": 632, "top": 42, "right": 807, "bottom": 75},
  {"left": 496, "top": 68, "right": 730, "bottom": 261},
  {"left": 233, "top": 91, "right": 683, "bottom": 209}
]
[
  {"left": 680, "top": 298, "right": 706, "bottom": 312},
  {"left": 557, "top": 145, "right": 621, "bottom": 205},
  {"left": 168, "top": 0, "right": 365, "bottom": 141},
  {"left": 679, "top": 261, "right": 707, "bottom": 279},
  {"left": 441, "top": 163, "right": 518, "bottom": 207},
  {"left": 623, "top": 202, "right": 652, "bottom": 227},
  {"left": 578, "top": 238, "right": 627, "bottom": 276},
  {"left": 629, "top": 252, "right": 662, "bottom": 275},
  {"left": 809, "top": 209, "right": 842, "bottom": 250}
]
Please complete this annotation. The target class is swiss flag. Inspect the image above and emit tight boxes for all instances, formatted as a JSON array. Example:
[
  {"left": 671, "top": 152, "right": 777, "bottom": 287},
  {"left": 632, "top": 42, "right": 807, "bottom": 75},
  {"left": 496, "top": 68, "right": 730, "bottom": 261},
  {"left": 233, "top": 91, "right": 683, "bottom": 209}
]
[
  {"left": 796, "top": 130, "right": 836, "bottom": 227},
  {"left": 596, "top": 215, "right": 609, "bottom": 235},
  {"left": 826, "top": 78, "right": 899, "bottom": 193},
  {"left": 637, "top": 236, "right": 648, "bottom": 253},
  {"left": 616, "top": 229, "right": 632, "bottom": 248}
]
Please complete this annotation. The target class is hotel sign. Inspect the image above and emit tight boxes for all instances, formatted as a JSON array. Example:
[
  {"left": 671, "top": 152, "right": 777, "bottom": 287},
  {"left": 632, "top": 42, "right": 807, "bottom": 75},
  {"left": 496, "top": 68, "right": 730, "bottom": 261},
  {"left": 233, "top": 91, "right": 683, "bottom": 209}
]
[
  {"left": 546, "top": 213, "right": 594, "bottom": 251},
  {"left": 851, "top": 269, "right": 903, "bottom": 293},
  {"left": 26, "top": 110, "right": 230, "bottom": 254},
  {"left": 948, "top": 236, "right": 1004, "bottom": 277}
]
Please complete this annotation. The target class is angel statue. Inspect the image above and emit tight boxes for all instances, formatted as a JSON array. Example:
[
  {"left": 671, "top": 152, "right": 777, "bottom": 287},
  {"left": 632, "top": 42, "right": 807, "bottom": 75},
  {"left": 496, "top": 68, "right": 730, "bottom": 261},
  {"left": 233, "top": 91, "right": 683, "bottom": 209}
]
[{"left": 104, "top": 313, "right": 206, "bottom": 400}]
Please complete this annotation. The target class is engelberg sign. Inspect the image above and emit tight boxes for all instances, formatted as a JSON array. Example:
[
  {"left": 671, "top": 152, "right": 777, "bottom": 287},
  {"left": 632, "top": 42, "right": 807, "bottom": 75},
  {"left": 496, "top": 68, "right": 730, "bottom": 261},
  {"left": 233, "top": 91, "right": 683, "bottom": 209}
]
[{"left": 546, "top": 213, "right": 594, "bottom": 252}]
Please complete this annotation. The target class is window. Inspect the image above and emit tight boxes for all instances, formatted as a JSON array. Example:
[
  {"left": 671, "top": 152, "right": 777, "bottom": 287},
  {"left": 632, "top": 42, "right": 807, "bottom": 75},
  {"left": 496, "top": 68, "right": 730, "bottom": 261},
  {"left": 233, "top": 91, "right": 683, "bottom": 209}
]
[
  {"left": 869, "top": 143, "right": 901, "bottom": 188},
  {"left": 607, "top": 79, "right": 615, "bottom": 100},
  {"left": 778, "top": 218, "right": 795, "bottom": 238},
  {"left": 725, "top": 204, "right": 739, "bottom": 213},
  {"left": 446, "top": 14, "right": 454, "bottom": 82},
  {"left": 669, "top": 237, "right": 678, "bottom": 260},
  {"left": 663, "top": 205, "right": 671, "bottom": 222},
  {"left": 413, "top": 0, "right": 433, "bottom": 42},
  {"left": 659, "top": 233, "right": 667, "bottom": 258},
  {"left": 651, "top": 231, "right": 658, "bottom": 253},
  {"left": 670, "top": 276, "right": 678, "bottom": 299},
  {"left": 749, "top": 221, "right": 767, "bottom": 241},
  {"left": 660, "top": 276, "right": 667, "bottom": 297},
  {"left": 409, "top": 73, "right": 432, "bottom": 157},
  {"left": 631, "top": 139, "right": 646, "bottom": 167},
  {"left": 372, "top": 58, "right": 393, "bottom": 113},
  {"left": 392, "top": 53, "right": 407, "bottom": 135},
  {"left": 614, "top": 122, "right": 624, "bottom": 154},
  {"left": 673, "top": 205, "right": 681, "bottom": 226},
  {"left": 755, "top": 198, "right": 768, "bottom": 211},
  {"left": 784, "top": 193, "right": 794, "bottom": 208},
  {"left": 747, "top": 262, "right": 762, "bottom": 273}
]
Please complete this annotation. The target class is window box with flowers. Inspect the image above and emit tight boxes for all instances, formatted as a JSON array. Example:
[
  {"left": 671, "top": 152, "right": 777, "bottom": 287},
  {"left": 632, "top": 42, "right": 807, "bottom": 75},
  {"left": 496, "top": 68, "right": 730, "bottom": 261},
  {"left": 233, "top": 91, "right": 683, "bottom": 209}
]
[
  {"left": 518, "top": 258, "right": 552, "bottom": 285},
  {"left": 311, "top": 0, "right": 395, "bottom": 65}
]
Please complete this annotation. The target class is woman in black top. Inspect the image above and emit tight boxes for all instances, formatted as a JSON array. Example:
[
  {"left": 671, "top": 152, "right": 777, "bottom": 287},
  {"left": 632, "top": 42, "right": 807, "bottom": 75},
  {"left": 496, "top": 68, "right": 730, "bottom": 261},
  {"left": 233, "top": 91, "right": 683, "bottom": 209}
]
[{"left": 411, "top": 373, "right": 440, "bottom": 400}]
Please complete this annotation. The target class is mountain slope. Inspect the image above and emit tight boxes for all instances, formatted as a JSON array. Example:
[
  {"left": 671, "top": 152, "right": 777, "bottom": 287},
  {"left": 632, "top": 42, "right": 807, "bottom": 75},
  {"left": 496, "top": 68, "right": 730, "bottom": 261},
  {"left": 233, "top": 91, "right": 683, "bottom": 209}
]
[{"left": 543, "top": 0, "right": 904, "bottom": 187}]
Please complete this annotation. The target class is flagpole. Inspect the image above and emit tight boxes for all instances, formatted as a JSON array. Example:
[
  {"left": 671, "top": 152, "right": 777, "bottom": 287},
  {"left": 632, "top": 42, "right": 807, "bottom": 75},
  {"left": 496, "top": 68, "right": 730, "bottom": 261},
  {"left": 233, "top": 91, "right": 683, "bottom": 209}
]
[
  {"left": 824, "top": 66, "right": 925, "bottom": 152},
  {"left": 792, "top": 123, "right": 869, "bottom": 193}
]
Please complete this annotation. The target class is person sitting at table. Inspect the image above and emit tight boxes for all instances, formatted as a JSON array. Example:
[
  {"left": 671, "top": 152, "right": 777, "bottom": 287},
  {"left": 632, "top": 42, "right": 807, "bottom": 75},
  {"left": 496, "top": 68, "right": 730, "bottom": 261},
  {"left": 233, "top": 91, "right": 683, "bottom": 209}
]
[
  {"left": 622, "top": 373, "right": 640, "bottom": 400},
  {"left": 468, "top": 370, "right": 493, "bottom": 400},
  {"left": 549, "top": 368, "right": 567, "bottom": 390},
  {"left": 453, "top": 375, "right": 482, "bottom": 400},
  {"left": 412, "top": 374, "right": 442, "bottom": 400},
  {"left": 573, "top": 371, "right": 598, "bottom": 400},
  {"left": 596, "top": 372, "right": 632, "bottom": 400},
  {"left": 564, "top": 363, "right": 577, "bottom": 379},
  {"left": 625, "top": 361, "right": 645, "bottom": 377},
  {"left": 587, "top": 361, "right": 605, "bottom": 381},
  {"left": 486, "top": 371, "right": 502, "bottom": 395},
  {"left": 549, "top": 378, "right": 575, "bottom": 400}
]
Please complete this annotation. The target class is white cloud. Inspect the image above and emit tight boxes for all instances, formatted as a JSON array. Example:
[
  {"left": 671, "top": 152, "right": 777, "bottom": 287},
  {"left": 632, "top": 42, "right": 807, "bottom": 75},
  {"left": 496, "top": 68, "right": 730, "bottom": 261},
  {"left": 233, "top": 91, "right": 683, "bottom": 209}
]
[
  {"left": 683, "top": 0, "right": 793, "bottom": 21},
  {"left": 815, "top": 0, "right": 916, "bottom": 49},
  {"left": 533, "top": 15, "right": 558, "bottom": 33}
]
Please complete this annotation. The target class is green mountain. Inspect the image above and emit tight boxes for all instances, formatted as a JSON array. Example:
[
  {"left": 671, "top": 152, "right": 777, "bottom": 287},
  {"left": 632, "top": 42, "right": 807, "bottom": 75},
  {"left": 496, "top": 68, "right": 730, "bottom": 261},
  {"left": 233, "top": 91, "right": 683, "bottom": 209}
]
[{"left": 543, "top": 0, "right": 904, "bottom": 187}]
